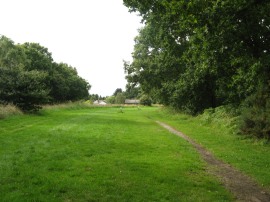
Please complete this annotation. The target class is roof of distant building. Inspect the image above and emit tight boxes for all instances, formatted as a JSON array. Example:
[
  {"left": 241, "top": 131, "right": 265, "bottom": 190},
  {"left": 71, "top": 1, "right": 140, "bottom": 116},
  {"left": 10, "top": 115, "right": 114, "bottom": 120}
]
[{"left": 125, "top": 99, "right": 140, "bottom": 104}]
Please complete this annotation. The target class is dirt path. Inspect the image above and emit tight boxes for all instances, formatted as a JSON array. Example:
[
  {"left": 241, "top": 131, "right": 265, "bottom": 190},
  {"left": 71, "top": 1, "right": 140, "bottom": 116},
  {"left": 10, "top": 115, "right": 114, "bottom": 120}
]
[{"left": 156, "top": 121, "right": 270, "bottom": 202}]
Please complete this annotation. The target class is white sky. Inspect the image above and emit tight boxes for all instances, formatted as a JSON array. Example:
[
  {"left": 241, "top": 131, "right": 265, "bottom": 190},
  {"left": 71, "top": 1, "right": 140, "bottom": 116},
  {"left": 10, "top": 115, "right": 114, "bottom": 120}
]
[{"left": 0, "top": 0, "right": 142, "bottom": 96}]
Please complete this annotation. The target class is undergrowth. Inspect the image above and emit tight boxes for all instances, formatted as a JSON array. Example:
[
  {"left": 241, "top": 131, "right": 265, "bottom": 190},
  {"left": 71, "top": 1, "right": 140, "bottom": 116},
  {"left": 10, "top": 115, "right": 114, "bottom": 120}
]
[
  {"left": 165, "top": 104, "right": 269, "bottom": 143},
  {"left": 240, "top": 87, "right": 270, "bottom": 140},
  {"left": 198, "top": 106, "right": 240, "bottom": 135},
  {"left": 0, "top": 104, "right": 22, "bottom": 119},
  {"left": 42, "top": 102, "right": 127, "bottom": 111},
  {"left": 198, "top": 105, "right": 269, "bottom": 144},
  {"left": 42, "top": 101, "right": 97, "bottom": 111}
]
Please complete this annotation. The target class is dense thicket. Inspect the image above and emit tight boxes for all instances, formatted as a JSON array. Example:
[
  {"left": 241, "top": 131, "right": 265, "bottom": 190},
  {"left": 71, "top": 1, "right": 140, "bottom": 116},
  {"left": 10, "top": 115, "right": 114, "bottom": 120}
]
[
  {"left": 0, "top": 35, "right": 90, "bottom": 111},
  {"left": 123, "top": 0, "right": 270, "bottom": 138}
]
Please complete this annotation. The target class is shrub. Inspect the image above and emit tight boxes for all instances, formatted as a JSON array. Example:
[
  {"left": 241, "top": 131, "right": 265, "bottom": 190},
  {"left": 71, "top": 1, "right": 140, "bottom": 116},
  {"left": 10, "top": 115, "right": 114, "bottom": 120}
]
[
  {"left": 198, "top": 105, "right": 240, "bottom": 134},
  {"left": 0, "top": 67, "right": 50, "bottom": 111},
  {"left": 240, "top": 86, "right": 270, "bottom": 140},
  {"left": 140, "top": 95, "right": 152, "bottom": 106}
]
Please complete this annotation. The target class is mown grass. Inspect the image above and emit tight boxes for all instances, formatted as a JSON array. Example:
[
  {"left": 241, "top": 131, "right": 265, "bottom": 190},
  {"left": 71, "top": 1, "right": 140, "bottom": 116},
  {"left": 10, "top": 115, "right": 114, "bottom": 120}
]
[
  {"left": 0, "top": 106, "right": 233, "bottom": 201},
  {"left": 149, "top": 107, "right": 270, "bottom": 190}
]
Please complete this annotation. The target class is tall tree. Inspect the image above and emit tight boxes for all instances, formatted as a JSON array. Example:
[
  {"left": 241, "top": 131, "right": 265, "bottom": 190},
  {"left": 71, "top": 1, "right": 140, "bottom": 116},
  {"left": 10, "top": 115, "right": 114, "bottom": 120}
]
[
  {"left": 113, "top": 88, "right": 123, "bottom": 96},
  {"left": 0, "top": 35, "right": 91, "bottom": 110},
  {"left": 123, "top": 0, "right": 270, "bottom": 114},
  {"left": 115, "top": 92, "right": 126, "bottom": 104},
  {"left": 20, "top": 42, "right": 53, "bottom": 72},
  {"left": 50, "top": 63, "right": 90, "bottom": 102},
  {"left": 124, "top": 83, "right": 141, "bottom": 99},
  {"left": 0, "top": 36, "right": 50, "bottom": 111}
]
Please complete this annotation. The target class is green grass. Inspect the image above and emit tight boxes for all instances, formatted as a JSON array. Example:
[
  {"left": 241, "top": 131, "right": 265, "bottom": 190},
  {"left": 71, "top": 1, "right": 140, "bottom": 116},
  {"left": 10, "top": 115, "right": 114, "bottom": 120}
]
[
  {"left": 0, "top": 106, "right": 233, "bottom": 201},
  {"left": 150, "top": 107, "right": 270, "bottom": 190}
]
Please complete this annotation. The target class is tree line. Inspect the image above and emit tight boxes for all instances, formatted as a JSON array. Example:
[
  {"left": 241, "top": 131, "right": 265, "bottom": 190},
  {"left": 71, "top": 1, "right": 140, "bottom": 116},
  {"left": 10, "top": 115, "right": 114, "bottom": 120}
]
[
  {"left": 0, "top": 35, "right": 90, "bottom": 111},
  {"left": 102, "top": 87, "right": 151, "bottom": 106},
  {"left": 123, "top": 0, "right": 270, "bottom": 139}
]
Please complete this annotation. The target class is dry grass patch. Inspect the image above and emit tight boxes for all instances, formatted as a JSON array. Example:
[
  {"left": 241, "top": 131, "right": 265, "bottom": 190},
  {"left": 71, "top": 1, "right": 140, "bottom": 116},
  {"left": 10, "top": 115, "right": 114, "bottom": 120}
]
[{"left": 0, "top": 104, "right": 22, "bottom": 119}]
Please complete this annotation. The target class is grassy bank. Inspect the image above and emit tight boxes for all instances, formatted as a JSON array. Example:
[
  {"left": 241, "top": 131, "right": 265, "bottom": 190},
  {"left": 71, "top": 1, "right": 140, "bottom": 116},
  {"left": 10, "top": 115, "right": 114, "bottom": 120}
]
[
  {"left": 149, "top": 107, "right": 270, "bottom": 190},
  {"left": 0, "top": 106, "right": 233, "bottom": 201}
]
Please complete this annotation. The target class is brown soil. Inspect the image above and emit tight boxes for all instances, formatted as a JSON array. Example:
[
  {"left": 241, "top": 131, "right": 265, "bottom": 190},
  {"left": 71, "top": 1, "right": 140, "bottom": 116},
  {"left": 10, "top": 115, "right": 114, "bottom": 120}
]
[{"left": 156, "top": 121, "right": 270, "bottom": 202}]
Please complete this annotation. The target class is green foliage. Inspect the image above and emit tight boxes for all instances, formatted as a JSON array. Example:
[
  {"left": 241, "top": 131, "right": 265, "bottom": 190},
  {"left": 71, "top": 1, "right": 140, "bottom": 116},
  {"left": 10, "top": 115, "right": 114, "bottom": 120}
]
[
  {"left": 20, "top": 42, "right": 53, "bottom": 72},
  {"left": 140, "top": 94, "right": 152, "bottom": 106},
  {"left": 0, "top": 36, "right": 50, "bottom": 111},
  {"left": 8, "top": 69, "right": 49, "bottom": 111},
  {"left": 113, "top": 88, "right": 123, "bottom": 96},
  {"left": 123, "top": 0, "right": 270, "bottom": 137},
  {"left": 105, "top": 95, "right": 115, "bottom": 104},
  {"left": 124, "top": 83, "right": 141, "bottom": 99},
  {"left": 89, "top": 94, "right": 104, "bottom": 102},
  {"left": 50, "top": 63, "right": 90, "bottom": 102},
  {"left": 0, "top": 35, "right": 90, "bottom": 111},
  {"left": 240, "top": 85, "right": 270, "bottom": 140},
  {"left": 84, "top": 100, "right": 93, "bottom": 104},
  {"left": 115, "top": 92, "right": 126, "bottom": 104},
  {"left": 198, "top": 105, "right": 240, "bottom": 134}
]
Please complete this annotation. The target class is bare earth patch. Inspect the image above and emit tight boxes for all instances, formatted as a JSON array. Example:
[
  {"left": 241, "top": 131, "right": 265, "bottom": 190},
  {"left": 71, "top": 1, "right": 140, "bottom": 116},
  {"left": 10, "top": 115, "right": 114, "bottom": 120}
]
[{"left": 157, "top": 121, "right": 270, "bottom": 202}]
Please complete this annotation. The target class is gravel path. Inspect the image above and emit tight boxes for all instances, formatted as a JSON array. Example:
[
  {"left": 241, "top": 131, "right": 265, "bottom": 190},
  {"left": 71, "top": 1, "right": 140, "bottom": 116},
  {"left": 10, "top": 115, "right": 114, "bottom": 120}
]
[{"left": 157, "top": 121, "right": 270, "bottom": 202}]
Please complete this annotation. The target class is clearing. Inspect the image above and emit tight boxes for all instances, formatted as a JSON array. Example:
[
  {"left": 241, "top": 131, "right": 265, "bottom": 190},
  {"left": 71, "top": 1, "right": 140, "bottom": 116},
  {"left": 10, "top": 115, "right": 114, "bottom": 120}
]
[{"left": 0, "top": 106, "right": 269, "bottom": 201}]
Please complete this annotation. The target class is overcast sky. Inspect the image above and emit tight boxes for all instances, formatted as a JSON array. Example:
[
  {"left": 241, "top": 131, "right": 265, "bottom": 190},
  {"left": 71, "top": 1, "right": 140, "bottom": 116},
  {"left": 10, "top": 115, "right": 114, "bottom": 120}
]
[{"left": 0, "top": 0, "right": 142, "bottom": 96}]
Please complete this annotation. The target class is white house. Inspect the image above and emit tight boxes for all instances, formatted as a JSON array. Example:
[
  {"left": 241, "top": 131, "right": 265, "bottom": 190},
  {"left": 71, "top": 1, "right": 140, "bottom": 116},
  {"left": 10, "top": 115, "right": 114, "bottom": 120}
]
[{"left": 93, "top": 100, "right": 107, "bottom": 105}]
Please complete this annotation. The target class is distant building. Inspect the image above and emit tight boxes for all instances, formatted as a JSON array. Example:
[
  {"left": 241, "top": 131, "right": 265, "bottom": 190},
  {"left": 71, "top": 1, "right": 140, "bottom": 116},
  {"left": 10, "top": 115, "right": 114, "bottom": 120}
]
[
  {"left": 93, "top": 100, "right": 107, "bottom": 105},
  {"left": 125, "top": 99, "right": 140, "bottom": 105}
]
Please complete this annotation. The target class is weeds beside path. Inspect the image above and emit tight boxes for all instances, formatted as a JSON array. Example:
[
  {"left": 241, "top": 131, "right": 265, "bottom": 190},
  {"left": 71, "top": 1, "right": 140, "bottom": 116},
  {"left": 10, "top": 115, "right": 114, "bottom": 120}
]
[{"left": 157, "top": 121, "right": 270, "bottom": 202}]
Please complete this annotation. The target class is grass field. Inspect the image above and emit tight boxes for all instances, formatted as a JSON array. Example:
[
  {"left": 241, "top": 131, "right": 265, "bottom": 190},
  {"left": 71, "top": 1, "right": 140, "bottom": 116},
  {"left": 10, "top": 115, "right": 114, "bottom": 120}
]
[
  {"left": 0, "top": 106, "right": 234, "bottom": 201},
  {"left": 150, "top": 108, "right": 270, "bottom": 190}
]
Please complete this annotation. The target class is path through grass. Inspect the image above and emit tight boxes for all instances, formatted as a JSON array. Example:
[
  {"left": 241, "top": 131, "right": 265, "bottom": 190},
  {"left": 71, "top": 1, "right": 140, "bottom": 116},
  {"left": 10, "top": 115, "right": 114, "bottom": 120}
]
[
  {"left": 0, "top": 107, "right": 233, "bottom": 201},
  {"left": 149, "top": 108, "right": 270, "bottom": 191}
]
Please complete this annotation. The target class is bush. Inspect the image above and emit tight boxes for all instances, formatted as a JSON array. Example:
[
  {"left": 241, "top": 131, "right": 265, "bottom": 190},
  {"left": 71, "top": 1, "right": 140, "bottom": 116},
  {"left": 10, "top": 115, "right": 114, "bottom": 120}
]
[
  {"left": 105, "top": 96, "right": 115, "bottom": 104},
  {"left": 240, "top": 86, "right": 270, "bottom": 140},
  {"left": 0, "top": 67, "right": 50, "bottom": 111},
  {"left": 198, "top": 105, "right": 240, "bottom": 133},
  {"left": 115, "top": 93, "right": 125, "bottom": 104},
  {"left": 140, "top": 95, "right": 152, "bottom": 106},
  {"left": 0, "top": 104, "right": 22, "bottom": 119}
]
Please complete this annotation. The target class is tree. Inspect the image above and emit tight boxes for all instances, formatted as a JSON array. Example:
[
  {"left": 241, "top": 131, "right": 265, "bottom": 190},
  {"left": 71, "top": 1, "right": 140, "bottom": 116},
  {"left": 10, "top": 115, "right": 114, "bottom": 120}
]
[
  {"left": 113, "top": 88, "right": 123, "bottom": 96},
  {"left": 240, "top": 84, "right": 270, "bottom": 139},
  {"left": 0, "top": 35, "right": 27, "bottom": 69},
  {"left": 115, "top": 93, "right": 126, "bottom": 104},
  {"left": 0, "top": 36, "right": 50, "bottom": 111},
  {"left": 0, "top": 67, "right": 49, "bottom": 111},
  {"left": 0, "top": 35, "right": 91, "bottom": 110},
  {"left": 140, "top": 94, "right": 152, "bottom": 106},
  {"left": 105, "top": 96, "right": 115, "bottom": 104},
  {"left": 123, "top": 0, "right": 270, "bottom": 138},
  {"left": 20, "top": 42, "right": 53, "bottom": 72},
  {"left": 124, "top": 83, "right": 141, "bottom": 99},
  {"left": 50, "top": 63, "right": 90, "bottom": 102},
  {"left": 89, "top": 94, "right": 99, "bottom": 102},
  {"left": 123, "top": 0, "right": 270, "bottom": 114}
]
